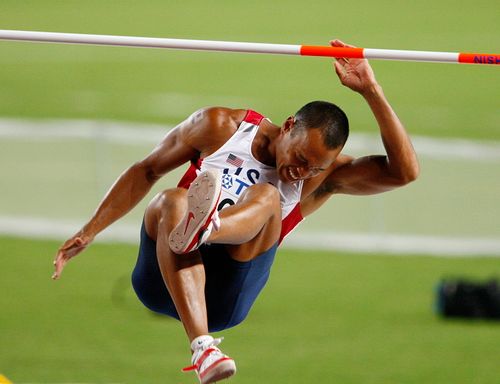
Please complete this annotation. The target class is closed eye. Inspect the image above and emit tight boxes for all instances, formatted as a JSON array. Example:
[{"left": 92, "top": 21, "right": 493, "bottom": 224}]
[
  {"left": 296, "top": 152, "right": 308, "bottom": 165},
  {"left": 296, "top": 151, "right": 326, "bottom": 174}
]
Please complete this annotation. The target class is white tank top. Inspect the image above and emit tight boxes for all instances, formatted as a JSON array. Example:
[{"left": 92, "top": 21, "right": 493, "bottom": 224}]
[{"left": 177, "top": 110, "right": 303, "bottom": 243}]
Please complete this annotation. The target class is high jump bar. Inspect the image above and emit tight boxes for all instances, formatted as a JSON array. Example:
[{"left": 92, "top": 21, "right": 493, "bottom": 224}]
[{"left": 0, "top": 29, "right": 498, "bottom": 65}]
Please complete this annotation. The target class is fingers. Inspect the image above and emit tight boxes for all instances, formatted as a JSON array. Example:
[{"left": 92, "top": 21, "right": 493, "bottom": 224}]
[
  {"left": 51, "top": 236, "right": 88, "bottom": 280},
  {"left": 52, "top": 247, "right": 68, "bottom": 279},
  {"left": 52, "top": 253, "right": 65, "bottom": 280},
  {"left": 330, "top": 39, "right": 357, "bottom": 68},
  {"left": 52, "top": 243, "right": 76, "bottom": 279},
  {"left": 333, "top": 60, "right": 345, "bottom": 78},
  {"left": 335, "top": 56, "right": 350, "bottom": 66},
  {"left": 329, "top": 39, "right": 357, "bottom": 49},
  {"left": 330, "top": 39, "right": 344, "bottom": 47}
]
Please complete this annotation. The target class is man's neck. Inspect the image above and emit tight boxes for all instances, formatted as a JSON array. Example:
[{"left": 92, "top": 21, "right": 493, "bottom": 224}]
[{"left": 251, "top": 119, "right": 280, "bottom": 167}]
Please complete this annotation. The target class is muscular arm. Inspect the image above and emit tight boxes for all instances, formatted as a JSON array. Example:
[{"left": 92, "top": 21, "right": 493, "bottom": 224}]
[
  {"left": 81, "top": 126, "right": 195, "bottom": 238},
  {"left": 327, "top": 84, "right": 419, "bottom": 195},
  {"left": 301, "top": 40, "right": 419, "bottom": 216},
  {"left": 85, "top": 107, "right": 242, "bottom": 235},
  {"left": 53, "top": 107, "right": 235, "bottom": 279}
]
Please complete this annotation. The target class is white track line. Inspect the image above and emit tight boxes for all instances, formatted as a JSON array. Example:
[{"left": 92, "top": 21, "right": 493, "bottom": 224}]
[
  {"left": 1, "top": 117, "right": 500, "bottom": 160},
  {"left": 1, "top": 118, "right": 499, "bottom": 257},
  {"left": 285, "top": 232, "right": 500, "bottom": 257}
]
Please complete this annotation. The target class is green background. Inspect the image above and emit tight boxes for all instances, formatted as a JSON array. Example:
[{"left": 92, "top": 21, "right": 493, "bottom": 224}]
[
  {"left": 0, "top": 0, "right": 498, "bottom": 139},
  {"left": 0, "top": 0, "right": 499, "bottom": 383},
  {"left": 2, "top": 237, "right": 500, "bottom": 384}
]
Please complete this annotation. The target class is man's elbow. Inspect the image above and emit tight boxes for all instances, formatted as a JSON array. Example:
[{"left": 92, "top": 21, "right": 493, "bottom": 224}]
[
  {"left": 132, "top": 160, "right": 162, "bottom": 184},
  {"left": 400, "top": 161, "right": 420, "bottom": 185}
]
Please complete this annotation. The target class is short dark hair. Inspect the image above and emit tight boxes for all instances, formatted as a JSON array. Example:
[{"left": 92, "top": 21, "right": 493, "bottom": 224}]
[{"left": 293, "top": 101, "right": 349, "bottom": 149}]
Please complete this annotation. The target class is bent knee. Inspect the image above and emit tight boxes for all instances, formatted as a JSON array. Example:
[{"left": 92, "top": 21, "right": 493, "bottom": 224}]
[
  {"left": 157, "top": 188, "right": 187, "bottom": 208},
  {"left": 148, "top": 188, "right": 187, "bottom": 215},
  {"left": 145, "top": 188, "right": 187, "bottom": 237}
]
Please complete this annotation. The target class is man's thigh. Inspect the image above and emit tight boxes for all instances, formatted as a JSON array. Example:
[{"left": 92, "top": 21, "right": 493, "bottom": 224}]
[
  {"left": 131, "top": 224, "right": 278, "bottom": 332},
  {"left": 202, "top": 242, "right": 278, "bottom": 331}
]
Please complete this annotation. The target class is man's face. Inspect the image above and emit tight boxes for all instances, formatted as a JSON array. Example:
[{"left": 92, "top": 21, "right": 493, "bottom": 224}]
[{"left": 276, "top": 120, "right": 342, "bottom": 183}]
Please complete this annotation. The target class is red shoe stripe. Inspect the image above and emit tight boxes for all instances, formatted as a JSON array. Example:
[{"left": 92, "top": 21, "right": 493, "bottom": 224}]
[
  {"left": 195, "top": 347, "right": 217, "bottom": 370},
  {"left": 183, "top": 189, "right": 221, "bottom": 253},
  {"left": 183, "top": 211, "right": 196, "bottom": 235},
  {"left": 182, "top": 347, "right": 217, "bottom": 372},
  {"left": 199, "top": 357, "right": 234, "bottom": 380},
  {"left": 182, "top": 364, "right": 198, "bottom": 372}
]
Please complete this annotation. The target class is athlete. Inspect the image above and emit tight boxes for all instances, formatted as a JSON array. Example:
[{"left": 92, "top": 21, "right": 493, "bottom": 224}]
[{"left": 52, "top": 40, "right": 419, "bottom": 384}]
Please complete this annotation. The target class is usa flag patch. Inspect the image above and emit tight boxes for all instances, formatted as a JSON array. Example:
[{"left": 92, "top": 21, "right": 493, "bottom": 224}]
[{"left": 226, "top": 153, "right": 244, "bottom": 167}]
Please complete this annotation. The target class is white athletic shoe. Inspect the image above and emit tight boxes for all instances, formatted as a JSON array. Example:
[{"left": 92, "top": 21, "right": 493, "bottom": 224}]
[
  {"left": 182, "top": 335, "right": 236, "bottom": 384},
  {"left": 169, "top": 170, "right": 222, "bottom": 254}
]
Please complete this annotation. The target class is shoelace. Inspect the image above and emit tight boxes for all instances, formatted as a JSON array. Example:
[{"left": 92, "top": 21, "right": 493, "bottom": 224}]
[{"left": 182, "top": 337, "right": 224, "bottom": 372}]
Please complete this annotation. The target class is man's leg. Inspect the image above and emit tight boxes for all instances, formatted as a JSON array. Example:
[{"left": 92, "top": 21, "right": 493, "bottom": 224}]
[
  {"left": 144, "top": 187, "right": 237, "bottom": 384},
  {"left": 209, "top": 182, "right": 282, "bottom": 262},
  {"left": 144, "top": 181, "right": 282, "bottom": 339},
  {"left": 144, "top": 171, "right": 281, "bottom": 383},
  {"left": 144, "top": 187, "right": 209, "bottom": 341}
]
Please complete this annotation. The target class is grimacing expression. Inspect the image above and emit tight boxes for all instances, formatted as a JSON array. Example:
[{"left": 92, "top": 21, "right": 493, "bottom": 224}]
[{"left": 276, "top": 123, "right": 342, "bottom": 183}]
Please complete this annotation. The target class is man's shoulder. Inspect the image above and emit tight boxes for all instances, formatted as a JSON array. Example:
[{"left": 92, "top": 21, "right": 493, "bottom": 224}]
[
  {"left": 191, "top": 107, "right": 251, "bottom": 155},
  {"left": 200, "top": 107, "right": 249, "bottom": 130}
]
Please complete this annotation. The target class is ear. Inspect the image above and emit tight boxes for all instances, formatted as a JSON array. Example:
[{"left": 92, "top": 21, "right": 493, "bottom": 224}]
[{"left": 282, "top": 116, "right": 295, "bottom": 133}]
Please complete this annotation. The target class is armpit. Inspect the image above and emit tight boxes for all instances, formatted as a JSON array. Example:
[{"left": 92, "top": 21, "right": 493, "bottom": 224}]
[{"left": 313, "top": 180, "right": 337, "bottom": 197}]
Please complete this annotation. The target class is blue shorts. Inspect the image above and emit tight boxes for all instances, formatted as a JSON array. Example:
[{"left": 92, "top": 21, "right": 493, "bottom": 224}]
[{"left": 131, "top": 221, "right": 277, "bottom": 332}]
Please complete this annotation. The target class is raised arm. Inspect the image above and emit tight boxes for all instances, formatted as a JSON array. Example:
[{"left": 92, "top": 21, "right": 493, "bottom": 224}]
[
  {"left": 52, "top": 107, "right": 222, "bottom": 279},
  {"left": 325, "top": 39, "right": 419, "bottom": 195}
]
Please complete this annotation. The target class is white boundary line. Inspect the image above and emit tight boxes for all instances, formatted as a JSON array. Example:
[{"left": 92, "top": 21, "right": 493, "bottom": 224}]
[
  {"left": 285, "top": 232, "right": 500, "bottom": 258},
  {"left": 1, "top": 118, "right": 499, "bottom": 257},
  {"left": 1, "top": 117, "right": 500, "bottom": 160}
]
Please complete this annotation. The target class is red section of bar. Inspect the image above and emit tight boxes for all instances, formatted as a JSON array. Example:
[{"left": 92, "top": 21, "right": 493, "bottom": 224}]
[
  {"left": 300, "top": 45, "right": 364, "bottom": 58},
  {"left": 458, "top": 53, "right": 500, "bottom": 65}
]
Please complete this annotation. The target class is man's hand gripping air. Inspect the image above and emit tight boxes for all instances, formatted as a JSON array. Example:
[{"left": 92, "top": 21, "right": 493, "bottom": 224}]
[{"left": 52, "top": 231, "right": 93, "bottom": 280}]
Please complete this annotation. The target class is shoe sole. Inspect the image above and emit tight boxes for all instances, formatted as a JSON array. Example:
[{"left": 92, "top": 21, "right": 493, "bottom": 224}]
[
  {"left": 169, "top": 170, "right": 221, "bottom": 254},
  {"left": 201, "top": 359, "right": 236, "bottom": 384}
]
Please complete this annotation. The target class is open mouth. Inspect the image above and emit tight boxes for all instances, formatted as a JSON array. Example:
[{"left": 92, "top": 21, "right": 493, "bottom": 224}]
[{"left": 287, "top": 168, "right": 300, "bottom": 181}]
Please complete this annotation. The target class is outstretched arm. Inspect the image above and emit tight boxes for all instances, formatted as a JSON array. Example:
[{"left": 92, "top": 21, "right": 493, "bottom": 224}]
[
  {"left": 301, "top": 40, "right": 419, "bottom": 216},
  {"left": 52, "top": 108, "right": 223, "bottom": 279},
  {"left": 326, "top": 39, "right": 419, "bottom": 195}
]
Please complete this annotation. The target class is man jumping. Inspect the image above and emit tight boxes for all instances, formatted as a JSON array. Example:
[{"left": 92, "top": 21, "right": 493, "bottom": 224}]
[{"left": 52, "top": 40, "right": 419, "bottom": 384}]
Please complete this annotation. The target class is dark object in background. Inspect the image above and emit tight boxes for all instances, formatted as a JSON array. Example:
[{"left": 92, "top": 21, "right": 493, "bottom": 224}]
[{"left": 436, "top": 278, "right": 500, "bottom": 320}]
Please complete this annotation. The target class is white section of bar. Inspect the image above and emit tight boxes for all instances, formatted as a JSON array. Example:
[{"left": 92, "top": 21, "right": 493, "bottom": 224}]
[
  {"left": 364, "top": 48, "right": 459, "bottom": 63},
  {"left": 0, "top": 29, "right": 301, "bottom": 55},
  {"left": 0, "top": 30, "right": 480, "bottom": 64}
]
